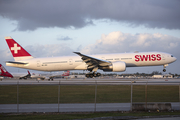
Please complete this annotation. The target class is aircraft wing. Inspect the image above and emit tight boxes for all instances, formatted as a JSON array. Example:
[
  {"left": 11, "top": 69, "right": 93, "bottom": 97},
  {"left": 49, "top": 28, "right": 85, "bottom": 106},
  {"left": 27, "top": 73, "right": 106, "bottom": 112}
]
[
  {"left": 19, "top": 70, "right": 31, "bottom": 79},
  {"left": 74, "top": 52, "right": 111, "bottom": 71}
]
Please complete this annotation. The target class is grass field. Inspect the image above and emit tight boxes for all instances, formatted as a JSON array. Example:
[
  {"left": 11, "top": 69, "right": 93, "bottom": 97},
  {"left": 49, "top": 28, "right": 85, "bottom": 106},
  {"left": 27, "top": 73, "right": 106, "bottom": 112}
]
[{"left": 0, "top": 85, "right": 179, "bottom": 104}]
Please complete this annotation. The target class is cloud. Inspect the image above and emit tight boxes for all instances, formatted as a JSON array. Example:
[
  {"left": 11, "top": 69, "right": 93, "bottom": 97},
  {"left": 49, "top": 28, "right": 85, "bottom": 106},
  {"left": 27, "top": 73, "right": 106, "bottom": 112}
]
[
  {"left": 81, "top": 31, "right": 180, "bottom": 54},
  {"left": 0, "top": 44, "right": 74, "bottom": 62},
  {"left": 57, "top": 36, "right": 73, "bottom": 41},
  {"left": 0, "top": 0, "right": 180, "bottom": 31},
  {"left": 25, "top": 44, "right": 74, "bottom": 57},
  {"left": 0, "top": 49, "right": 13, "bottom": 61}
]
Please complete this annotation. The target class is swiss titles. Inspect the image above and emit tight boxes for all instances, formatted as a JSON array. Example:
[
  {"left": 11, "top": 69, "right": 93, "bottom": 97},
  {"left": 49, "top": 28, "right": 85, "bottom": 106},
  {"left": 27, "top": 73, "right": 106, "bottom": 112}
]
[{"left": 135, "top": 54, "right": 161, "bottom": 62}]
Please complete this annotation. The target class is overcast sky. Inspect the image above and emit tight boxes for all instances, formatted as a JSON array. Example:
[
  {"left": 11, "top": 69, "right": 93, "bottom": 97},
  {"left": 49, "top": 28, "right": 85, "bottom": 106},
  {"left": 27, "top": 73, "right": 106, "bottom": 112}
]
[{"left": 0, "top": 0, "right": 180, "bottom": 74}]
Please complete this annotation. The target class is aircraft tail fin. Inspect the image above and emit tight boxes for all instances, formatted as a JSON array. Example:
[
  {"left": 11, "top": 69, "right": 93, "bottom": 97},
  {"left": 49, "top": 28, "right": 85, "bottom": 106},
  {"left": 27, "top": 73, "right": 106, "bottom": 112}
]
[
  {"left": 0, "top": 64, "right": 13, "bottom": 78},
  {"left": 5, "top": 37, "right": 34, "bottom": 61},
  {"left": 28, "top": 70, "right": 30, "bottom": 75},
  {"left": 62, "top": 71, "right": 70, "bottom": 76}
]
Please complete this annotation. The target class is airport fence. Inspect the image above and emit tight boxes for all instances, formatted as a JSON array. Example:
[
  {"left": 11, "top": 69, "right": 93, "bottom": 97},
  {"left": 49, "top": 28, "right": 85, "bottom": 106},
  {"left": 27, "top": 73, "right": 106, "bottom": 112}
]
[{"left": 0, "top": 80, "right": 180, "bottom": 113}]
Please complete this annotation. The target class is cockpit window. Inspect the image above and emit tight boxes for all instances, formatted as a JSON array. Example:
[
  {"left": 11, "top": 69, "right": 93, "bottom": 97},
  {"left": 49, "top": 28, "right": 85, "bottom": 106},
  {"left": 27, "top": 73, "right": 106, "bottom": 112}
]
[{"left": 171, "top": 55, "right": 173, "bottom": 57}]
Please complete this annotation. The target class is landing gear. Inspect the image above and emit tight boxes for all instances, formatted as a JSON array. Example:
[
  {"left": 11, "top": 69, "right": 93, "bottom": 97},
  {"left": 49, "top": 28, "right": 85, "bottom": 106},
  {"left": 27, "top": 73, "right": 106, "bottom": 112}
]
[
  {"left": 163, "top": 64, "right": 168, "bottom": 72},
  {"left": 86, "top": 72, "right": 101, "bottom": 78},
  {"left": 48, "top": 78, "right": 54, "bottom": 81}
]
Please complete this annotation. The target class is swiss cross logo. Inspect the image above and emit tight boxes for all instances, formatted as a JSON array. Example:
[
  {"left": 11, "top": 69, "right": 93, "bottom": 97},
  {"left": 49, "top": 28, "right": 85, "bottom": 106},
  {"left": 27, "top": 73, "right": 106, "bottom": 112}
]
[
  {"left": 0, "top": 66, "right": 6, "bottom": 72},
  {"left": 11, "top": 43, "right": 21, "bottom": 54}
]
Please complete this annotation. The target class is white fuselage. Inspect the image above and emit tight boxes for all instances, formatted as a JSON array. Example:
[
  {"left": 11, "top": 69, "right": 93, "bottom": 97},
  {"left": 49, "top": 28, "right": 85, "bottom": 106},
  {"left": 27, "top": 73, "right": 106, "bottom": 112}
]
[
  {"left": 6, "top": 52, "right": 176, "bottom": 72},
  {"left": 11, "top": 73, "right": 29, "bottom": 78}
]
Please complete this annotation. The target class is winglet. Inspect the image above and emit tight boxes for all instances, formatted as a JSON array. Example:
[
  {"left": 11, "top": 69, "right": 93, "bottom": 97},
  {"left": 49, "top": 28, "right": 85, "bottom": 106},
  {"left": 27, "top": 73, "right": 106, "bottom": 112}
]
[
  {"left": 73, "top": 52, "right": 85, "bottom": 57},
  {"left": 73, "top": 52, "right": 81, "bottom": 55},
  {"left": 5, "top": 37, "right": 33, "bottom": 61},
  {"left": 0, "top": 64, "right": 13, "bottom": 78}
]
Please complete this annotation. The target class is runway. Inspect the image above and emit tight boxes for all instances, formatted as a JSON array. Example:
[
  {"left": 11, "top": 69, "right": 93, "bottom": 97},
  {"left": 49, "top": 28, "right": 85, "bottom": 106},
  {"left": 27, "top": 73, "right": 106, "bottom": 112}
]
[
  {"left": 0, "top": 103, "right": 180, "bottom": 113},
  {"left": 1, "top": 78, "right": 180, "bottom": 85},
  {"left": 0, "top": 103, "right": 130, "bottom": 113}
]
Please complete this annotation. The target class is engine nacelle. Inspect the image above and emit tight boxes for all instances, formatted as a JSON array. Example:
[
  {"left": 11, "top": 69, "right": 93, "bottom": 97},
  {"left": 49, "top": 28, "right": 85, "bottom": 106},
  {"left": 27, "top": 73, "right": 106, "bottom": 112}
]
[{"left": 102, "top": 61, "right": 126, "bottom": 72}]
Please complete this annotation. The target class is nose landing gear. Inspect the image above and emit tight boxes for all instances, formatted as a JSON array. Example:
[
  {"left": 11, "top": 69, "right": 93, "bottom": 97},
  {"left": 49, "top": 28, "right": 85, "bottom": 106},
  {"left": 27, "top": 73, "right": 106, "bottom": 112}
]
[{"left": 163, "top": 64, "right": 168, "bottom": 72}]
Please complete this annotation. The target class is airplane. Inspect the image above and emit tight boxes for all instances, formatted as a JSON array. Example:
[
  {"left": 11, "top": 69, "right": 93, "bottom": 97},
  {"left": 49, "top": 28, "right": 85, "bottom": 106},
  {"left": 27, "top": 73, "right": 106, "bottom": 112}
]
[
  {"left": 5, "top": 37, "right": 177, "bottom": 78},
  {"left": 31, "top": 71, "right": 70, "bottom": 80},
  {"left": 0, "top": 64, "right": 31, "bottom": 79}
]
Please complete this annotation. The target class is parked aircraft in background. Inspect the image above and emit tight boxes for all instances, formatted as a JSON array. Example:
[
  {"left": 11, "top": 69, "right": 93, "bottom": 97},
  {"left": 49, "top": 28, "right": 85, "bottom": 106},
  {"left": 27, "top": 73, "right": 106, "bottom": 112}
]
[
  {"left": 0, "top": 64, "right": 13, "bottom": 78},
  {"left": 31, "top": 71, "right": 70, "bottom": 80},
  {"left": 5, "top": 37, "right": 177, "bottom": 78},
  {"left": 0, "top": 64, "right": 31, "bottom": 79}
]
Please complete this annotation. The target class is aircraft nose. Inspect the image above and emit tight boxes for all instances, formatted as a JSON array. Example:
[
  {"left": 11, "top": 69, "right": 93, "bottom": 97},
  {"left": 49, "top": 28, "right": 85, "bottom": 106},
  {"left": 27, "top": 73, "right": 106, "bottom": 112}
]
[
  {"left": 174, "top": 57, "right": 177, "bottom": 62},
  {"left": 172, "top": 56, "right": 177, "bottom": 62}
]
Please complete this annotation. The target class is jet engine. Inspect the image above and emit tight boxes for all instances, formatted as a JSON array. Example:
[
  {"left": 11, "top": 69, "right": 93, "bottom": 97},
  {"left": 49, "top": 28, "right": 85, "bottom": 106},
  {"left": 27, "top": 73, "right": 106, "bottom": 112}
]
[{"left": 101, "top": 61, "right": 126, "bottom": 72}]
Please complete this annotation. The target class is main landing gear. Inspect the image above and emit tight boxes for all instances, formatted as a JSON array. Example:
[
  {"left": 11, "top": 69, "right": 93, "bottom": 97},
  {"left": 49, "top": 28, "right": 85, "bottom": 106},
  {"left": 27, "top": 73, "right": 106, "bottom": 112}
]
[{"left": 86, "top": 72, "right": 101, "bottom": 78}]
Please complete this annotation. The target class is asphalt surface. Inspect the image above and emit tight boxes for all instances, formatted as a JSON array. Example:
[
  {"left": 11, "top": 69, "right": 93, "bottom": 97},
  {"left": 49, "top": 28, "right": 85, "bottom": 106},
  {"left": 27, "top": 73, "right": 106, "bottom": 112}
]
[
  {"left": 1, "top": 78, "right": 180, "bottom": 85},
  {"left": 0, "top": 103, "right": 180, "bottom": 113},
  {"left": 138, "top": 117, "right": 180, "bottom": 120},
  {"left": 0, "top": 103, "right": 130, "bottom": 113}
]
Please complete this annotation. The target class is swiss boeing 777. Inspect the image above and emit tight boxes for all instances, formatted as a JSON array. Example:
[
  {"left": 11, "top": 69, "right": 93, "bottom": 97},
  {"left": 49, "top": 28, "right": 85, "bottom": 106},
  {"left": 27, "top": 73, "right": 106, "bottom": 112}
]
[{"left": 5, "top": 37, "right": 177, "bottom": 78}]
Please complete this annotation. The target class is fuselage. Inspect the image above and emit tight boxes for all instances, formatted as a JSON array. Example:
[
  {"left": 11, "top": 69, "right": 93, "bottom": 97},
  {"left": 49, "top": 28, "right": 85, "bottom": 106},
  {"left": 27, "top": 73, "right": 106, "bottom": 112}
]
[
  {"left": 11, "top": 73, "right": 29, "bottom": 78},
  {"left": 6, "top": 52, "right": 177, "bottom": 72}
]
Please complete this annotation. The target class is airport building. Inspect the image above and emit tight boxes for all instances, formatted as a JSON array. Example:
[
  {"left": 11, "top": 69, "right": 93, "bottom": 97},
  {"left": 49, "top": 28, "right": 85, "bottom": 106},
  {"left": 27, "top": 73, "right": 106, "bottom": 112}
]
[{"left": 152, "top": 74, "right": 174, "bottom": 78}]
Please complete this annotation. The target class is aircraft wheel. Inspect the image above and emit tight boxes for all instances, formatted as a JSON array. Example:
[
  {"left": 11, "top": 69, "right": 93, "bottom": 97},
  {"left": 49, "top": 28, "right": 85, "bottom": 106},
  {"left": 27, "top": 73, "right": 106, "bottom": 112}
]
[
  {"left": 93, "top": 72, "right": 97, "bottom": 77},
  {"left": 89, "top": 74, "right": 93, "bottom": 78},
  {"left": 86, "top": 74, "right": 90, "bottom": 78},
  {"left": 96, "top": 73, "right": 101, "bottom": 77},
  {"left": 163, "top": 69, "right": 166, "bottom": 72}
]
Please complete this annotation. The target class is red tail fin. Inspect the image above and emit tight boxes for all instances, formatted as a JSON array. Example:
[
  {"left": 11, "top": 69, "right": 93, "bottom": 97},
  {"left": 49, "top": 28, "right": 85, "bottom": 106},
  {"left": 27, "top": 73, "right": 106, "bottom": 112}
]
[
  {"left": 28, "top": 70, "right": 30, "bottom": 75},
  {"left": 0, "top": 64, "right": 13, "bottom": 78},
  {"left": 62, "top": 71, "right": 70, "bottom": 76},
  {"left": 5, "top": 37, "right": 33, "bottom": 61}
]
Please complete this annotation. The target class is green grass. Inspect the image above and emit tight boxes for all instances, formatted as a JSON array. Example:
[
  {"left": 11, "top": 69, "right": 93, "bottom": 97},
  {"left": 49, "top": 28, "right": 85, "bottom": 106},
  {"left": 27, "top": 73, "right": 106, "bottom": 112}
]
[
  {"left": 133, "top": 85, "right": 179, "bottom": 102},
  {"left": 96, "top": 85, "right": 131, "bottom": 103},
  {"left": 0, "top": 85, "right": 17, "bottom": 104},
  {"left": 133, "top": 85, "right": 146, "bottom": 102},
  {"left": 0, "top": 85, "right": 179, "bottom": 104},
  {"left": 0, "top": 111, "right": 180, "bottom": 120},
  {"left": 60, "top": 85, "right": 95, "bottom": 103},
  {"left": 147, "top": 85, "right": 179, "bottom": 102}
]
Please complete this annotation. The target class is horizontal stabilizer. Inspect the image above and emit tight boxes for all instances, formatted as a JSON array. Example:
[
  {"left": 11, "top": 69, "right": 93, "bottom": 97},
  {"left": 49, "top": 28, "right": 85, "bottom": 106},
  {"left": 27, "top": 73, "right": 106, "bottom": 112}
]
[{"left": 6, "top": 61, "right": 28, "bottom": 65}]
